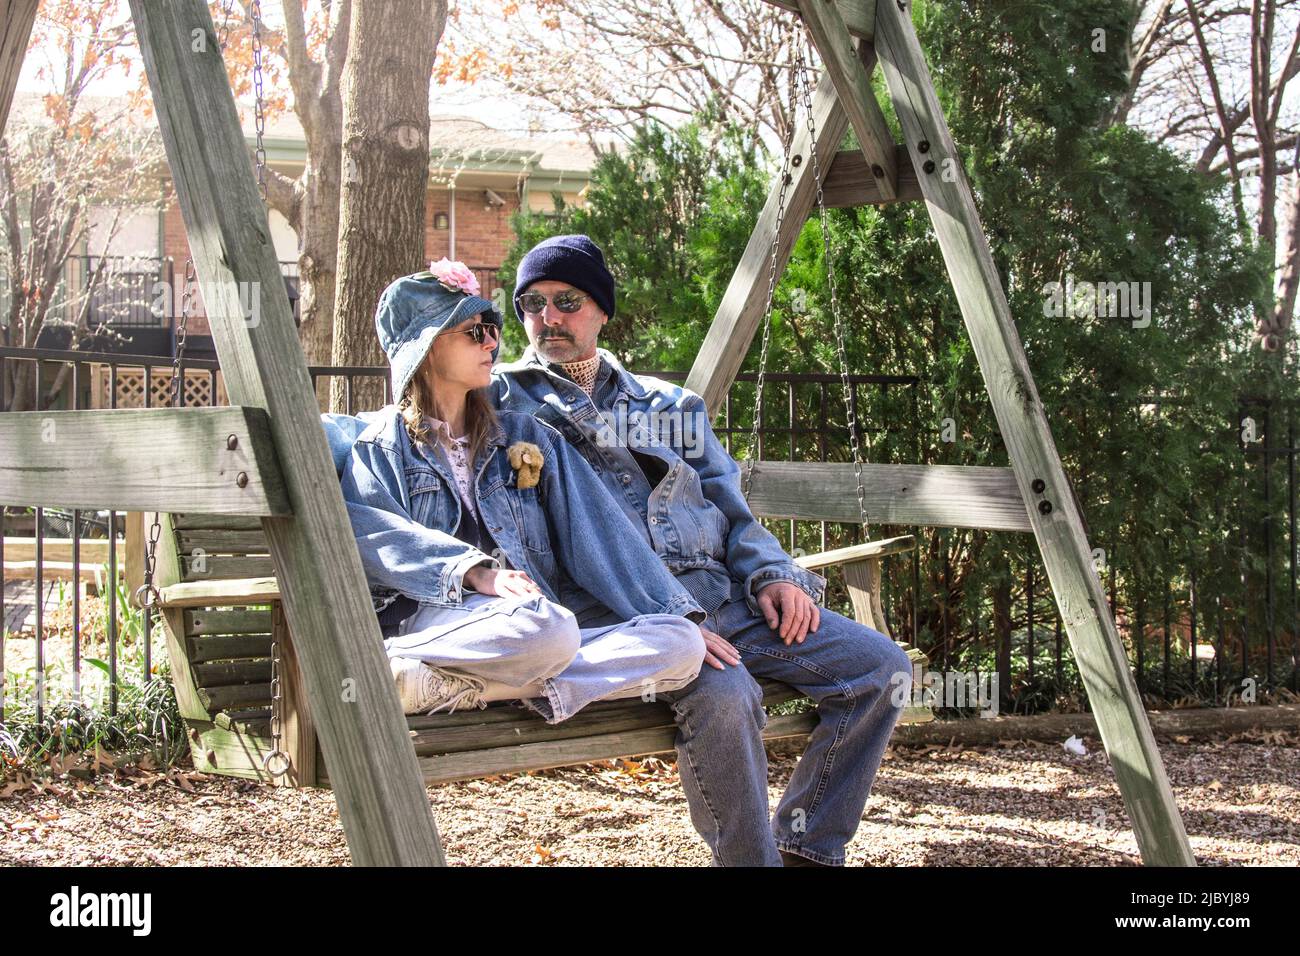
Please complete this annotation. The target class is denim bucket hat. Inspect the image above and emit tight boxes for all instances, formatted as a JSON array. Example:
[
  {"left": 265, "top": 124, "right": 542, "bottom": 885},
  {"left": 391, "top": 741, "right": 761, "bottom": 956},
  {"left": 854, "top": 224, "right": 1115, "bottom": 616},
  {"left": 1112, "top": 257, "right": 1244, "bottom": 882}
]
[{"left": 375, "top": 269, "right": 502, "bottom": 401}]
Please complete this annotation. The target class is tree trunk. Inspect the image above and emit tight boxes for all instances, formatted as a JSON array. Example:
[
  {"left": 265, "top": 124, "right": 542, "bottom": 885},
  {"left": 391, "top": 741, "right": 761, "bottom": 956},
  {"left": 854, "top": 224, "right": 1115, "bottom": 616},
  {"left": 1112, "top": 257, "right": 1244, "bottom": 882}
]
[
  {"left": 0, "top": 0, "right": 40, "bottom": 133},
  {"left": 297, "top": 142, "right": 342, "bottom": 372},
  {"left": 330, "top": 0, "right": 444, "bottom": 414},
  {"left": 1266, "top": 143, "right": 1300, "bottom": 351}
]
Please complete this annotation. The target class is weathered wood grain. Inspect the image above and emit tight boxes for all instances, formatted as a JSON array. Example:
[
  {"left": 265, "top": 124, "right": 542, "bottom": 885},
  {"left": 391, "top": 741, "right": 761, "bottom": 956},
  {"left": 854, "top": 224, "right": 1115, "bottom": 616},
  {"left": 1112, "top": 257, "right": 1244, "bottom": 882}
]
[
  {"left": 0, "top": 407, "right": 289, "bottom": 515},
  {"left": 747, "top": 461, "right": 1032, "bottom": 531}
]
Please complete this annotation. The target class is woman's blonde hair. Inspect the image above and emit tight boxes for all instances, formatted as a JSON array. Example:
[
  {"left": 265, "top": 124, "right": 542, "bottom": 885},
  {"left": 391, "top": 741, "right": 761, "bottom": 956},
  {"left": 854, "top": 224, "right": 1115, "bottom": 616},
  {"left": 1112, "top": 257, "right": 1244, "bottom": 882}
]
[{"left": 399, "top": 345, "right": 499, "bottom": 465}]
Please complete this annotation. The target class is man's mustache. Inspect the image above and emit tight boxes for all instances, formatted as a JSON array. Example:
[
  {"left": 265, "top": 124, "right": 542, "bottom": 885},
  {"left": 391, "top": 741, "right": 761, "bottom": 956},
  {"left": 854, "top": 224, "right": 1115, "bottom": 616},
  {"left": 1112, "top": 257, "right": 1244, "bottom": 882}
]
[{"left": 538, "top": 331, "right": 573, "bottom": 341}]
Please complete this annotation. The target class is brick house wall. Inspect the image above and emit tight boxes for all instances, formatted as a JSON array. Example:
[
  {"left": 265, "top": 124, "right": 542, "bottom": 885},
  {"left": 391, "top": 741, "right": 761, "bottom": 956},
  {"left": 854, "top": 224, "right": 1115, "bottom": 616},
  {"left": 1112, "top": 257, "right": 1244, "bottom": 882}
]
[{"left": 162, "top": 182, "right": 545, "bottom": 337}]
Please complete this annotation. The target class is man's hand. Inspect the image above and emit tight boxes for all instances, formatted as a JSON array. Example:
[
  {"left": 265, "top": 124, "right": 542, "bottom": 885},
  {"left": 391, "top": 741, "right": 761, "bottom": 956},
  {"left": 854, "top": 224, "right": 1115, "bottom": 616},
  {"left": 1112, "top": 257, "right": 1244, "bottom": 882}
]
[
  {"left": 756, "top": 581, "right": 820, "bottom": 645},
  {"left": 464, "top": 566, "right": 543, "bottom": 599},
  {"left": 699, "top": 625, "right": 741, "bottom": 670}
]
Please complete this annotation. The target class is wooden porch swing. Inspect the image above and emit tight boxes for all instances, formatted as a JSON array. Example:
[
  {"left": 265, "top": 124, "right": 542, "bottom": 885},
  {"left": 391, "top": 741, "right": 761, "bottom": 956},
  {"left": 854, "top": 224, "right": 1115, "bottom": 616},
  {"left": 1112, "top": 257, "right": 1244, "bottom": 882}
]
[{"left": 0, "top": 0, "right": 1196, "bottom": 867}]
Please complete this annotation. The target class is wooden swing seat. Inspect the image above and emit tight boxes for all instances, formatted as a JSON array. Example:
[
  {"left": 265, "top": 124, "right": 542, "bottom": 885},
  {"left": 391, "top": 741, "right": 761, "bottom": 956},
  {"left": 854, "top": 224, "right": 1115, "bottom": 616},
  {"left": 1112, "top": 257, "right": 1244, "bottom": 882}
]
[{"left": 152, "top": 512, "right": 930, "bottom": 788}]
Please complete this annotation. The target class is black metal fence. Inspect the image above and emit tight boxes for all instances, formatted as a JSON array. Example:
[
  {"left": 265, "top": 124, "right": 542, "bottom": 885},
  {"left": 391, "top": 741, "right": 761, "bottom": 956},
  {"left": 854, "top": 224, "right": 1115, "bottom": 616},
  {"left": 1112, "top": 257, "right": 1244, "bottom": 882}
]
[{"left": 3, "top": 345, "right": 1296, "bottom": 728}]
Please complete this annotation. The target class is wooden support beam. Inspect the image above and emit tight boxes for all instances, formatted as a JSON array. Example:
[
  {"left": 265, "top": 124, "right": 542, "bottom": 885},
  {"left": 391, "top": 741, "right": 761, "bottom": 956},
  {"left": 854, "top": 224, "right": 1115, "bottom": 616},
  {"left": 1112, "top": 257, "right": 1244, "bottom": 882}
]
[
  {"left": 0, "top": 0, "right": 39, "bottom": 133},
  {"left": 274, "top": 601, "right": 318, "bottom": 788},
  {"left": 685, "top": 67, "right": 849, "bottom": 414},
  {"left": 0, "top": 408, "right": 290, "bottom": 515},
  {"left": 128, "top": 0, "right": 443, "bottom": 866},
  {"left": 766, "top": 0, "right": 876, "bottom": 40},
  {"left": 823, "top": 146, "right": 922, "bottom": 207},
  {"left": 797, "top": 0, "right": 897, "bottom": 200},
  {"left": 747, "top": 463, "right": 1032, "bottom": 532},
  {"left": 872, "top": 0, "right": 1194, "bottom": 866}
]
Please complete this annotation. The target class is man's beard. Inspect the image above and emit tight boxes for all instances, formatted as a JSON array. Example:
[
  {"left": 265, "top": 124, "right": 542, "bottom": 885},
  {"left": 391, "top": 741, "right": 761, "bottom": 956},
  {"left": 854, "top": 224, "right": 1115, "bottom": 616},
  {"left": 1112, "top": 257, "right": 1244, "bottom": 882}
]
[{"left": 536, "top": 331, "right": 581, "bottom": 360}]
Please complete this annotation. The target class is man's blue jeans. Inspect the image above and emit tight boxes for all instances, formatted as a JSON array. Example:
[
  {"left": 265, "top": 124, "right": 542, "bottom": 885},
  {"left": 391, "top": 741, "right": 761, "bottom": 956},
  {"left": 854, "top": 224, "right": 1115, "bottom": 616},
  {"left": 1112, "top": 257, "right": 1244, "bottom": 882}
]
[{"left": 626, "top": 582, "right": 914, "bottom": 866}]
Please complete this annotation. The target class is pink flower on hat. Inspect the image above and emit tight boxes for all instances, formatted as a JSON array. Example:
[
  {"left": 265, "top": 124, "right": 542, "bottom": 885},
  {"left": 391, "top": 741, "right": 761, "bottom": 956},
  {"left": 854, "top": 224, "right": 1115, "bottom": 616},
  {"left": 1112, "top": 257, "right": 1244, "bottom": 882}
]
[{"left": 428, "top": 257, "right": 481, "bottom": 296}]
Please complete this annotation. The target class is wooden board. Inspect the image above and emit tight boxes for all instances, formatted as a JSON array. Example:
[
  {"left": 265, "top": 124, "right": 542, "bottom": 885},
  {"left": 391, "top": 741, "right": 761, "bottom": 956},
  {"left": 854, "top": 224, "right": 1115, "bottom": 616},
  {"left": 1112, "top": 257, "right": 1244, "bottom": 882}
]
[
  {"left": 2, "top": 538, "right": 111, "bottom": 563},
  {"left": 796, "top": 535, "right": 916, "bottom": 569},
  {"left": 747, "top": 461, "right": 1032, "bottom": 531},
  {"left": 185, "top": 607, "right": 273, "bottom": 636},
  {"left": 0, "top": 407, "right": 289, "bottom": 515},
  {"left": 158, "top": 577, "right": 280, "bottom": 607},
  {"left": 767, "top": 0, "right": 876, "bottom": 40},
  {"left": 823, "top": 146, "right": 922, "bottom": 207}
]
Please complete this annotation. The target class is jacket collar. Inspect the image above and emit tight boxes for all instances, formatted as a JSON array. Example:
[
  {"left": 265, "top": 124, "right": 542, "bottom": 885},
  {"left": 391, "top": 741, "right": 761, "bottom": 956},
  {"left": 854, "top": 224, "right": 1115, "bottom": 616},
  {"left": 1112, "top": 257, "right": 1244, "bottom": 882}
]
[
  {"left": 367, "top": 403, "right": 508, "bottom": 467},
  {"left": 513, "top": 345, "right": 651, "bottom": 401}
]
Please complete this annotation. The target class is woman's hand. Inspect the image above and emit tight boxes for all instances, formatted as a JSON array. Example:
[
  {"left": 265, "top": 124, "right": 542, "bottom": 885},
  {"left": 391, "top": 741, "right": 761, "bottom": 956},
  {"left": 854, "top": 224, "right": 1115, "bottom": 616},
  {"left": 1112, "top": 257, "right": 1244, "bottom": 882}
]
[
  {"left": 699, "top": 625, "right": 742, "bottom": 670},
  {"left": 464, "top": 565, "right": 543, "bottom": 599}
]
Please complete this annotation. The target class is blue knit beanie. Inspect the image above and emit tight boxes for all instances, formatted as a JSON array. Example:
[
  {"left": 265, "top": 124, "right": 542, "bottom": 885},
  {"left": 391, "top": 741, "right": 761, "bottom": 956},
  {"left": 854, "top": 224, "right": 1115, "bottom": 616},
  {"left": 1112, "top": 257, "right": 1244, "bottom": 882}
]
[{"left": 513, "top": 234, "right": 616, "bottom": 323}]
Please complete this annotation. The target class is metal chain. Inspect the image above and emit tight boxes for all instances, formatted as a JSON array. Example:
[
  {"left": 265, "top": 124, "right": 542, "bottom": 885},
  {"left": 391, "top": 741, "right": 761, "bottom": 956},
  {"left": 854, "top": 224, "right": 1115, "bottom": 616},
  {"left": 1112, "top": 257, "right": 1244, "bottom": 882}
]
[
  {"left": 251, "top": 0, "right": 268, "bottom": 204},
  {"left": 218, "top": 0, "right": 236, "bottom": 50},
  {"left": 796, "top": 40, "right": 871, "bottom": 535},
  {"left": 248, "top": 0, "right": 287, "bottom": 779},
  {"left": 742, "top": 35, "right": 803, "bottom": 502},
  {"left": 137, "top": 4, "right": 237, "bottom": 612}
]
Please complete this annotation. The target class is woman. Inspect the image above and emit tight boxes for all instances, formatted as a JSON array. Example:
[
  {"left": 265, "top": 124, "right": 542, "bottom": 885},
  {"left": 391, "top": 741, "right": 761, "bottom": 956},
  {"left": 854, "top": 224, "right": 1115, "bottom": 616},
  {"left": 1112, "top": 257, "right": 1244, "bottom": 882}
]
[{"left": 336, "top": 261, "right": 706, "bottom": 722}]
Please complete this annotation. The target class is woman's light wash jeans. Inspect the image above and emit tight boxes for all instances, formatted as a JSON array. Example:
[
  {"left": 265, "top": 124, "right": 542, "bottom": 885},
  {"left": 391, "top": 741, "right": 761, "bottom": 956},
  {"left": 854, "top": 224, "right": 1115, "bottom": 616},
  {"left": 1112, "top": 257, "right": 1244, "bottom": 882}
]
[{"left": 384, "top": 593, "right": 705, "bottom": 723}]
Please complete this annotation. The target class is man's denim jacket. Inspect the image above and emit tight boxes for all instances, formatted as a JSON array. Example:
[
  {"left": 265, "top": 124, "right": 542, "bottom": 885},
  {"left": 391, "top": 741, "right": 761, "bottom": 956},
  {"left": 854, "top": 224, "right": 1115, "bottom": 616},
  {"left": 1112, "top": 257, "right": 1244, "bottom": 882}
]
[
  {"left": 321, "top": 404, "right": 705, "bottom": 625},
  {"left": 489, "top": 347, "right": 826, "bottom": 615}
]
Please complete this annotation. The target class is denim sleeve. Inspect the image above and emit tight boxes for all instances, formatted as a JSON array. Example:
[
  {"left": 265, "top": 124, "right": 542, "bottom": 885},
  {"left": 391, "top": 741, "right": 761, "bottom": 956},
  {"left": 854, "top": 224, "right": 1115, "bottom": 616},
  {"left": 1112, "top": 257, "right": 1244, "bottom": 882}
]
[
  {"left": 338, "top": 438, "right": 498, "bottom": 606},
  {"left": 683, "top": 394, "right": 827, "bottom": 612},
  {"left": 536, "top": 427, "right": 705, "bottom": 624},
  {"left": 320, "top": 411, "right": 385, "bottom": 478}
]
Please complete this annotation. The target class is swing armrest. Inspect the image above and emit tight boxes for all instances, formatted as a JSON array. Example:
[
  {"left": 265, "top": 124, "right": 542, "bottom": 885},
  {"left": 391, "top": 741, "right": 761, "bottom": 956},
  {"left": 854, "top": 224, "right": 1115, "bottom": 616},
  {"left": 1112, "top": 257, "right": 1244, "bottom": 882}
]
[
  {"left": 795, "top": 535, "right": 916, "bottom": 571},
  {"left": 156, "top": 576, "right": 281, "bottom": 608}
]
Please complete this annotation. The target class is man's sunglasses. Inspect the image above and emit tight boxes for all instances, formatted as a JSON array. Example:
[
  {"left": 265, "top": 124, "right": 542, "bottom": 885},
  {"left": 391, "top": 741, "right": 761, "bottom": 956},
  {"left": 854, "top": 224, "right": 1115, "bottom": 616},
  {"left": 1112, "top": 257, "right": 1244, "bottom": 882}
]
[
  {"left": 446, "top": 320, "right": 501, "bottom": 345},
  {"left": 515, "top": 290, "right": 592, "bottom": 315}
]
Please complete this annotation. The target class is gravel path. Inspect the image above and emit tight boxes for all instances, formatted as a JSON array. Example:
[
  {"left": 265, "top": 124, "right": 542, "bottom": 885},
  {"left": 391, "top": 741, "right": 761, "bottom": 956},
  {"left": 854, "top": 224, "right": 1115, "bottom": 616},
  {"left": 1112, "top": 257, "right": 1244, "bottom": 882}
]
[{"left": 1, "top": 730, "right": 1295, "bottom": 866}]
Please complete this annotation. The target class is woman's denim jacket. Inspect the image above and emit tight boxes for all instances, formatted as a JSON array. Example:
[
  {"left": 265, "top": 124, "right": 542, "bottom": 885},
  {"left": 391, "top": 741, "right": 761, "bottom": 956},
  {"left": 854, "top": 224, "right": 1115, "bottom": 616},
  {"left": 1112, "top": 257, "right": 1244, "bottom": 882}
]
[
  {"left": 322, "top": 404, "right": 705, "bottom": 624},
  {"left": 489, "top": 348, "right": 826, "bottom": 615}
]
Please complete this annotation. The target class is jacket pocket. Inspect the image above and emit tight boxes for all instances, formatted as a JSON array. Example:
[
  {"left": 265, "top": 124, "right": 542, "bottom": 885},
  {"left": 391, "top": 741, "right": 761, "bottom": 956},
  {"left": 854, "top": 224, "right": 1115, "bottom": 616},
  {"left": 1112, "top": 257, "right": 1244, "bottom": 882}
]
[
  {"left": 508, "top": 485, "right": 552, "bottom": 554},
  {"left": 405, "top": 467, "right": 451, "bottom": 529},
  {"left": 667, "top": 462, "right": 729, "bottom": 560}
]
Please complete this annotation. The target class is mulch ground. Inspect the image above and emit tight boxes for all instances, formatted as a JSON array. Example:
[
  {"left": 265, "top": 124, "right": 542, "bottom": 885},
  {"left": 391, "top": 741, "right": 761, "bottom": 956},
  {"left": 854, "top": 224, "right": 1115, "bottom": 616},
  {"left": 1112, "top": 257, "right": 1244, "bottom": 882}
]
[{"left": 1, "top": 729, "right": 1295, "bottom": 866}]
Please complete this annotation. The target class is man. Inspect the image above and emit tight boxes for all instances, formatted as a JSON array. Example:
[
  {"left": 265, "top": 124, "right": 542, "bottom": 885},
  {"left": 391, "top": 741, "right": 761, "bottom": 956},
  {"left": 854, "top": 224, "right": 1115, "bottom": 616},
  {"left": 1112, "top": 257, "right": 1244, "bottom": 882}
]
[{"left": 490, "top": 234, "right": 914, "bottom": 866}]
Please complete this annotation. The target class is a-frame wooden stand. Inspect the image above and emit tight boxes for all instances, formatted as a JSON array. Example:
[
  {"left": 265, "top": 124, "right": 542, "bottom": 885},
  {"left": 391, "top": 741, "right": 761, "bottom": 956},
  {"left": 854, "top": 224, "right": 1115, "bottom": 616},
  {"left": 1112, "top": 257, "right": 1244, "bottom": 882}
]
[{"left": 693, "top": 0, "right": 1194, "bottom": 866}]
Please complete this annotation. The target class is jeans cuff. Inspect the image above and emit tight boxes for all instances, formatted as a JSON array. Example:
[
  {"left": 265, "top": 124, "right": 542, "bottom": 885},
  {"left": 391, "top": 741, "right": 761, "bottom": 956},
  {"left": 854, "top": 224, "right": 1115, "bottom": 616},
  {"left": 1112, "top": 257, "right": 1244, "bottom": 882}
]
[
  {"left": 774, "top": 840, "right": 844, "bottom": 867},
  {"left": 520, "top": 678, "right": 568, "bottom": 724}
]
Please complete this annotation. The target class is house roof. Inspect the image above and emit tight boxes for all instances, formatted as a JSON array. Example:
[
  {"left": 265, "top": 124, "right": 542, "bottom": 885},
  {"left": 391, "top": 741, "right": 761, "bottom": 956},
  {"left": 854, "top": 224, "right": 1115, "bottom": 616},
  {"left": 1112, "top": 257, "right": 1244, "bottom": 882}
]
[
  {"left": 249, "top": 105, "right": 594, "bottom": 176},
  {"left": 9, "top": 91, "right": 597, "bottom": 178}
]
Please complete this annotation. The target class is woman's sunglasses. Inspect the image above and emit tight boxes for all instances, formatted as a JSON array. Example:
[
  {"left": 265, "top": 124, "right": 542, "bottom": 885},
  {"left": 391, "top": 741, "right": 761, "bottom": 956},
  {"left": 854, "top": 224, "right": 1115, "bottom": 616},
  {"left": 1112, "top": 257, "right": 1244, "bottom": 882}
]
[
  {"left": 446, "top": 321, "right": 501, "bottom": 345},
  {"left": 515, "top": 290, "right": 591, "bottom": 315}
]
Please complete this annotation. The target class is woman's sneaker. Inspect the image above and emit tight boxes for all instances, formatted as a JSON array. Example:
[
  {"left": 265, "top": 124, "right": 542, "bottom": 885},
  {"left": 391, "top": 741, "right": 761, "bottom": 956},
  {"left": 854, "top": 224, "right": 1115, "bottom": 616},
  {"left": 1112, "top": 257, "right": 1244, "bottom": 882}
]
[{"left": 390, "top": 657, "right": 487, "bottom": 715}]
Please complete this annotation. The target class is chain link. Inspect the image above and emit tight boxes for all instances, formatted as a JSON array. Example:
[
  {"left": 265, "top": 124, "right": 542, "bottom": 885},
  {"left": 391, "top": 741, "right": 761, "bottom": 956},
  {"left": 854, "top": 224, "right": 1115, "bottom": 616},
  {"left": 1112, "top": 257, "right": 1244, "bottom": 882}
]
[
  {"left": 218, "top": 0, "right": 236, "bottom": 50},
  {"left": 251, "top": 0, "right": 268, "bottom": 204},
  {"left": 138, "top": 0, "right": 288, "bottom": 776},
  {"left": 742, "top": 32, "right": 803, "bottom": 502},
  {"left": 248, "top": 0, "right": 287, "bottom": 777},
  {"left": 742, "top": 29, "right": 872, "bottom": 540},
  {"left": 796, "top": 40, "right": 871, "bottom": 534}
]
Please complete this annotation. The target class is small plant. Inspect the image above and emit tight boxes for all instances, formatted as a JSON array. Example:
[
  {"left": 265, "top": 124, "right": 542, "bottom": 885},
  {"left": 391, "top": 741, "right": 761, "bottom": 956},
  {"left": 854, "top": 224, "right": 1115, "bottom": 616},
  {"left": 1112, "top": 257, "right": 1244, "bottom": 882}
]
[{"left": 1, "top": 608, "right": 187, "bottom": 777}]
